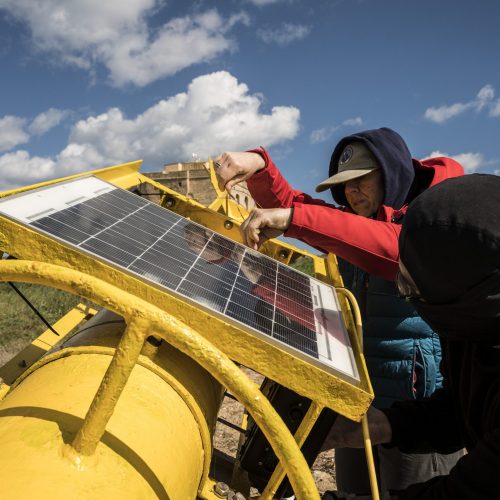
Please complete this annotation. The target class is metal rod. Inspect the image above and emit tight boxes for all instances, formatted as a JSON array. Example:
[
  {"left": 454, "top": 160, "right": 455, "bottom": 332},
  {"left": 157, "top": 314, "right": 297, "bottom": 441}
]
[
  {"left": 71, "top": 317, "right": 147, "bottom": 455},
  {"left": 217, "top": 417, "right": 246, "bottom": 434},
  {"left": 260, "top": 401, "right": 324, "bottom": 499},
  {"left": 8, "top": 282, "right": 60, "bottom": 336}
]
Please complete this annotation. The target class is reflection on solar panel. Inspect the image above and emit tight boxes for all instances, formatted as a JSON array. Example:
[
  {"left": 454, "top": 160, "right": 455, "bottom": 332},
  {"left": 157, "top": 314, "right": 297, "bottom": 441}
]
[{"left": 0, "top": 176, "right": 359, "bottom": 381}]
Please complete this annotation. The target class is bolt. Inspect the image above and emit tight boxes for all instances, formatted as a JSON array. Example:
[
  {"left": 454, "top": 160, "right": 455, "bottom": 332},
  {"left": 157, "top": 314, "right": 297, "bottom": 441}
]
[
  {"left": 278, "top": 250, "right": 289, "bottom": 259},
  {"left": 164, "top": 197, "right": 176, "bottom": 208},
  {"left": 224, "top": 220, "right": 234, "bottom": 230},
  {"left": 214, "top": 482, "right": 230, "bottom": 498}
]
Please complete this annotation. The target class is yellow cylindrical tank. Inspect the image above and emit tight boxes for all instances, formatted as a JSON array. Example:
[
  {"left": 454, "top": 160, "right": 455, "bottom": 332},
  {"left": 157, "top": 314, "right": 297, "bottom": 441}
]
[{"left": 0, "top": 311, "right": 224, "bottom": 500}]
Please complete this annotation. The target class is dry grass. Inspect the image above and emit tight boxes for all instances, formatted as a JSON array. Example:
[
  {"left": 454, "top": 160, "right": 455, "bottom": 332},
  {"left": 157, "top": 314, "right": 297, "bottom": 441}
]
[{"left": 0, "top": 282, "right": 92, "bottom": 365}]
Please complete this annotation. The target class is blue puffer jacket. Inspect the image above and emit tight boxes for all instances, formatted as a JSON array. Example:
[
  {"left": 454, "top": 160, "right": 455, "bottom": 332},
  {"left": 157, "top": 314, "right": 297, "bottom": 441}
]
[
  {"left": 338, "top": 258, "right": 443, "bottom": 408},
  {"left": 247, "top": 128, "right": 464, "bottom": 408},
  {"left": 330, "top": 128, "right": 447, "bottom": 408}
]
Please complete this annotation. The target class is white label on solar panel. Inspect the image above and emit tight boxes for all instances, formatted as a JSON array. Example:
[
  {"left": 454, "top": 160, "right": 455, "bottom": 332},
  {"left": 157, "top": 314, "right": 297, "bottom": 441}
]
[
  {"left": 0, "top": 176, "right": 359, "bottom": 382},
  {"left": 0, "top": 177, "right": 114, "bottom": 223},
  {"left": 311, "top": 281, "right": 358, "bottom": 380}
]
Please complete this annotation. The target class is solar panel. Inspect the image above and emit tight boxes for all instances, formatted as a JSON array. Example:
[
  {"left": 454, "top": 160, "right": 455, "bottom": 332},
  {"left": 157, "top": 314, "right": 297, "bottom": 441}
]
[{"left": 0, "top": 176, "right": 359, "bottom": 382}]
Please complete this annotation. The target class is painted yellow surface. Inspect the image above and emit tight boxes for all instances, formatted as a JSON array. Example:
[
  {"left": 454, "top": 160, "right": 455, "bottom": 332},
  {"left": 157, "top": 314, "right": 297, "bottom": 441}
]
[
  {"left": 0, "top": 194, "right": 373, "bottom": 420},
  {"left": 0, "top": 161, "right": 376, "bottom": 499},
  {"left": 0, "top": 260, "right": 322, "bottom": 499},
  {"left": 0, "top": 354, "right": 205, "bottom": 499}
]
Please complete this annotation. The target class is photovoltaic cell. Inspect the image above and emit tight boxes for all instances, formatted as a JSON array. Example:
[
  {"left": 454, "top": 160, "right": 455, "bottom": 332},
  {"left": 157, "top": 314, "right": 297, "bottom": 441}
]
[{"left": 0, "top": 176, "right": 358, "bottom": 381}]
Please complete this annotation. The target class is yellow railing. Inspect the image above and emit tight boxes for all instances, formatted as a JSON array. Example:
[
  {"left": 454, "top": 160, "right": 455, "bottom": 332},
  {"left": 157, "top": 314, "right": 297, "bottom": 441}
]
[{"left": 0, "top": 259, "right": 320, "bottom": 499}]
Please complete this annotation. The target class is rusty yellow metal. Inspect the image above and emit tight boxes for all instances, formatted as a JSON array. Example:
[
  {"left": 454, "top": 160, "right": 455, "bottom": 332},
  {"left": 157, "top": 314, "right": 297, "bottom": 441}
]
[
  {"left": 0, "top": 260, "right": 321, "bottom": 499},
  {"left": 0, "top": 200, "right": 373, "bottom": 421},
  {"left": 0, "top": 302, "right": 97, "bottom": 386}
]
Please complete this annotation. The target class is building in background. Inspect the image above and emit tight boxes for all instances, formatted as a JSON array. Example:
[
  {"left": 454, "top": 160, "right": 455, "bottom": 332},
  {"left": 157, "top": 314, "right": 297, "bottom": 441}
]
[{"left": 143, "top": 160, "right": 255, "bottom": 211}]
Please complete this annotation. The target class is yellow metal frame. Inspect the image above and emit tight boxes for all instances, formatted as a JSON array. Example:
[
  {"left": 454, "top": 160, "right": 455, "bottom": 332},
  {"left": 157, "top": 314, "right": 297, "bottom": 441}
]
[
  {"left": 0, "top": 160, "right": 378, "bottom": 498},
  {"left": 0, "top": 259, "right": 320, "bottom": 499},
  {"left": 0, "top": 166, "right": 373, "bottom": 421}
]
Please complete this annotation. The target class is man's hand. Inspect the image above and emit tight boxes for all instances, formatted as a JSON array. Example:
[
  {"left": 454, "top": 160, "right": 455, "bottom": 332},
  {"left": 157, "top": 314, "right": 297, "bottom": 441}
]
[
  {"left": 214, "top": 151, "right": 265, "bottom": 192},
  {"left": 240, "top": 207, "right": 293, "bottom": 250},
  {"left": 321, "top": 407, "right": 392, "bottom": 451}
]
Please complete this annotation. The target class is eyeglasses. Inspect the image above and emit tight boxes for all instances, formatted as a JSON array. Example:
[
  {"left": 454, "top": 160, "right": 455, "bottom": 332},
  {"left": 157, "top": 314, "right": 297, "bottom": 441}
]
[{"left": 396, "top": 270, "right": 422, "bottom": 302}]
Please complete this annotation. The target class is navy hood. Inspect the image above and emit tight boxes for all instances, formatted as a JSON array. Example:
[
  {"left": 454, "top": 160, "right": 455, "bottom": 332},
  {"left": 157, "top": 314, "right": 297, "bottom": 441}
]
[{"left": 329, "top": 127, "right": 415, "bottom": 210}]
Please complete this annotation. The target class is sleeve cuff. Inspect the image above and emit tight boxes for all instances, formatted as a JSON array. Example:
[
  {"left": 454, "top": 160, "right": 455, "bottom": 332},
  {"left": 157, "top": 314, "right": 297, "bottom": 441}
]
[
  {"left": 284, "top": 202, "right": 304, "bottom": 239},
  {"left": 247, "top": 147, "right": 270, "bottom": 175}
]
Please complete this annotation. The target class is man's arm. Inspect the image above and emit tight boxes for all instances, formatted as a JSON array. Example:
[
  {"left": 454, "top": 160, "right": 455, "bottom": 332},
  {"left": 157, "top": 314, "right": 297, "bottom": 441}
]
[
  {"left": 220, "top": 148, "right": 403, "bottom": 280},
  {"left": 286, "top": 204, "right": 401, "bottom": 281}
]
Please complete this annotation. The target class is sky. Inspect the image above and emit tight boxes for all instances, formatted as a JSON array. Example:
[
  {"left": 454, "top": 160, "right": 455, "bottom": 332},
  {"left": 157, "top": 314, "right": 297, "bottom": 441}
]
[{"left": 0, "top": 0, "right": 499, "bottom": 196}]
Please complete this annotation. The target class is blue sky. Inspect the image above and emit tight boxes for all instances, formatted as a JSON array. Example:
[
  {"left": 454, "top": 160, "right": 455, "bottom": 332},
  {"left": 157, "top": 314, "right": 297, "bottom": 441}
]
[{"left": 1, "top": 0, "right": 499, "bottom": 196}]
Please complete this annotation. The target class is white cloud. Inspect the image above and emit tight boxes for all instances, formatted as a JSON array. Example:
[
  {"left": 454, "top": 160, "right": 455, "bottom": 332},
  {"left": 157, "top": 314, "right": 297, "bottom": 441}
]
[
  {"left": 310, "top": 117, "right": 363, "bottom": 144},
  {"left": 490, "top": 99, "right": 500, "bottom": 117},
  {"left": 0, "top": 116, "right": 29, "bottom": 152},
  {"left": 0, "top": 108, "right": 68, "bottom": 154},
  {"left": 29, "top": 108, "right": 68, "bottom": 135},
  {"left": 0, "top": 71, "right": 300, "bottom": 190},
  {"left": 424, "top": 84, "right": 498, "bottom": 123},
  {"left": 257, "top": 23, "right": 311, "bottom": 46},
  {"left": 424, "top": 102, "right": 472, "bottom": 124},
  {"left": 476, "top": 84, "right": 495, "bottom": 110},
  {"left": 0, "top": 150, "right": 56, "bottom": 190},
  {"left": 425, "top": 150, "right": 483, "bottom": 174},
  {"left": 0, "top": 1, "right": 249, "bottom": 87}
]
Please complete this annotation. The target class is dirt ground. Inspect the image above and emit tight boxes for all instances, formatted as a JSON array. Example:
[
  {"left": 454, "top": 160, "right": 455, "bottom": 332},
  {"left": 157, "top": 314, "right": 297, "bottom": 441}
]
[{"left": 213, "top": 368, "right": 336, "bottom": 497}]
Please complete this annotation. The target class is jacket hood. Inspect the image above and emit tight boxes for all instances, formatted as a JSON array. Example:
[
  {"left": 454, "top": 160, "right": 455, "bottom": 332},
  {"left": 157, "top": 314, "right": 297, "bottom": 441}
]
[
  {"left": 400, "top": 174, "right": 500, "bottom": 343},
  {"left": 329, "top": 127, "right": 415, "bottom": 210}
]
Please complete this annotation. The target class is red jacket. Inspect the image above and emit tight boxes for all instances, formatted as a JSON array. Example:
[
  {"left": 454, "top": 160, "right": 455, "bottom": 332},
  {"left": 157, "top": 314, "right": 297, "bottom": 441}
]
[{"left": 247, "top": 148, "right": 464, "bottom": 281}]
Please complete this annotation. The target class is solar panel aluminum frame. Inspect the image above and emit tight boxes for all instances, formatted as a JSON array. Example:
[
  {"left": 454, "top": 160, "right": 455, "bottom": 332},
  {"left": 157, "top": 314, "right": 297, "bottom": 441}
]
[{"left": 0, "top": 174, "right": 373, "bottom": 421}]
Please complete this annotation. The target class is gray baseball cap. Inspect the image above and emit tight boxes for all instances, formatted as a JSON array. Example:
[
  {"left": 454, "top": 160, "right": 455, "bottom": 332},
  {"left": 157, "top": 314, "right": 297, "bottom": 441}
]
[{"left": 315, "top": 142, "right": 380, "bottom": 193}]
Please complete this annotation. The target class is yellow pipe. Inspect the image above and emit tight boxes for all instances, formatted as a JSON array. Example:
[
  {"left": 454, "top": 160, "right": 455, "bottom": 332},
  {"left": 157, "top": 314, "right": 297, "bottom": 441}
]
[
  {"left": 0, "top": 260, "right": 320, "bottom": 499},
  {"left": 0, "top": 351, "right": 206, "bottom": 499},
  {"left": 336, "top": 287, "right": 363, "bottom": 349},
  {"left": 362, "top": 413, "right": 380, "bottom": 500},
  {"left": 260, "top": 401, "right": 324, "bottom": 499},
  {"left": 71, "top": 317, "right": 148, "bottom": 455},
  {"left": 335, "top": 286, "right": 380, "bottom": 500}
]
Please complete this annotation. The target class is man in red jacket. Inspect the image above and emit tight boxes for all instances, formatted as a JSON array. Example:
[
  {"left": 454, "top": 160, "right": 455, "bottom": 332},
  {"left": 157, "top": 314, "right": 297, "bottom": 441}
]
[
  {"left": 215, "top": 131, "right": 462, "bottom": 281},
  {"left": 215, "top": 128, "right": 464, "bottom": 494}
]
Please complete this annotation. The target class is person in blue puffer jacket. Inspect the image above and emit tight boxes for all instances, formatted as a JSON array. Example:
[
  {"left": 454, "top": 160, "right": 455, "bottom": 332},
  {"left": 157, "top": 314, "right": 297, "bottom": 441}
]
[{"left": 215, "top": 127, "right": 465, "bottom": 494}]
